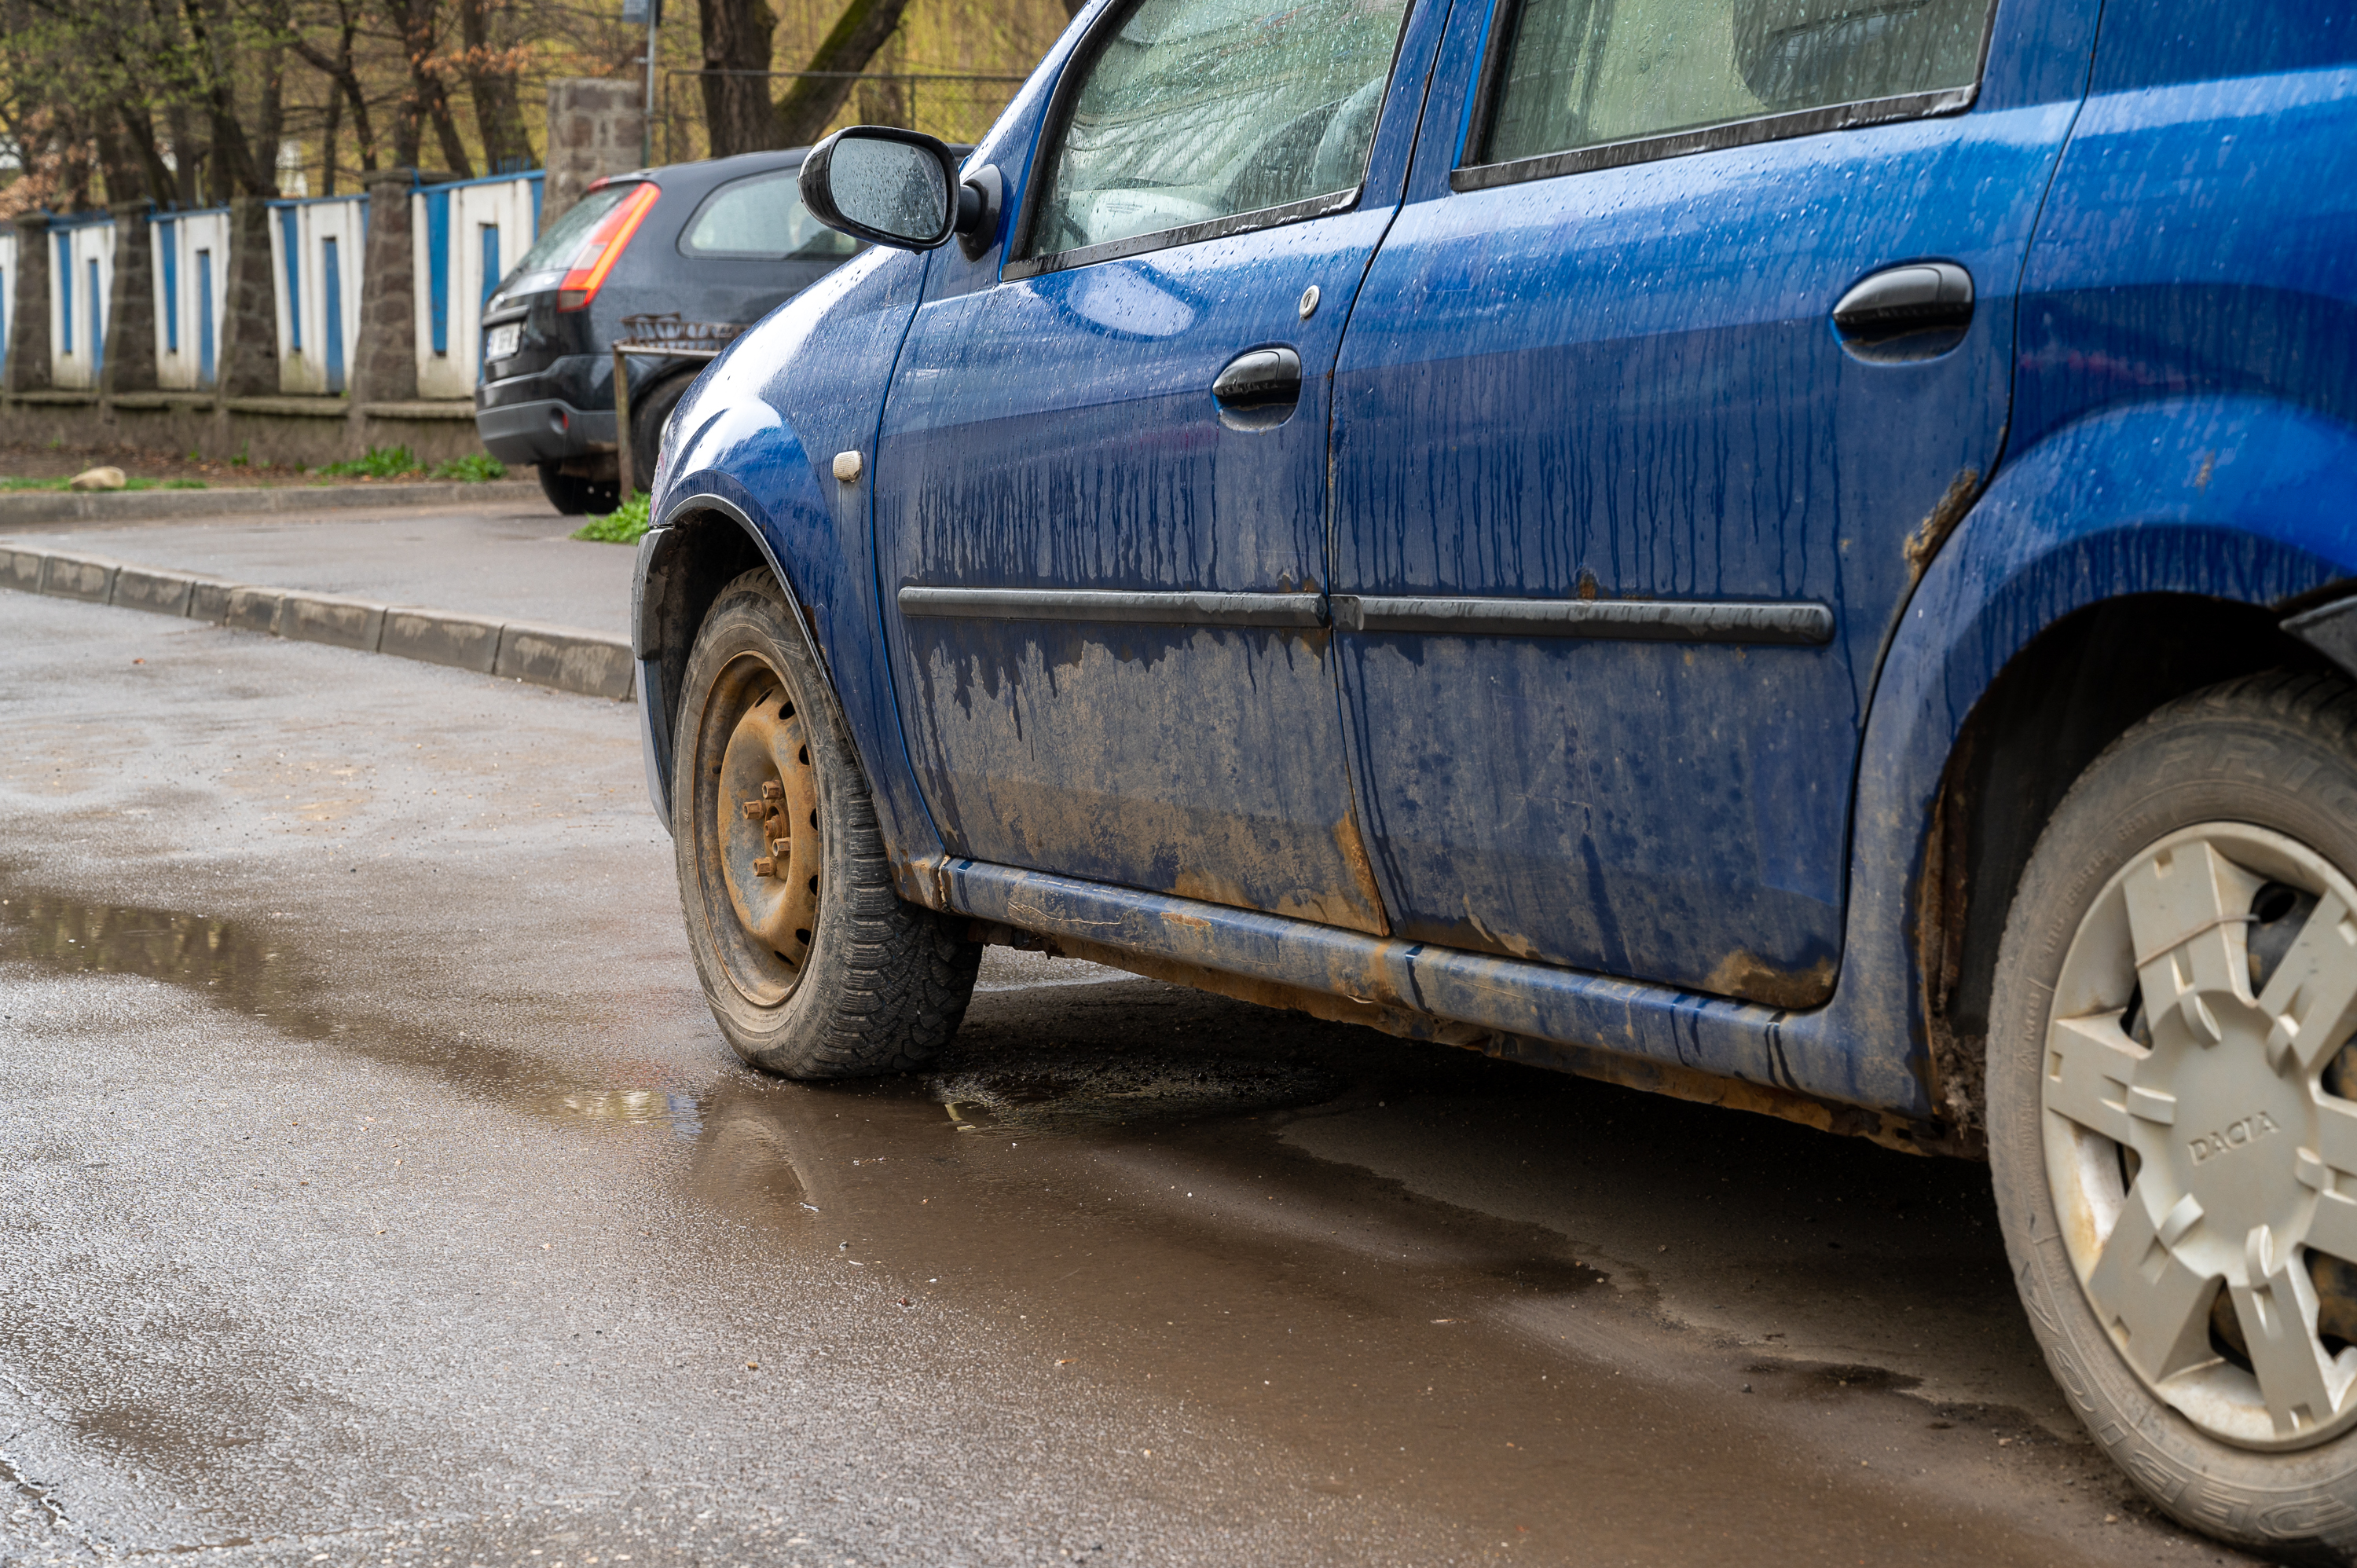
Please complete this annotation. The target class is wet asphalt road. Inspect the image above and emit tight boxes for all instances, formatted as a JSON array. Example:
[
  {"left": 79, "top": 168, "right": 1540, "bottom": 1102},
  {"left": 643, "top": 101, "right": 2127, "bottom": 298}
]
[{"left": 0, "top": 585, "right": 2268, "bottom": 1567}]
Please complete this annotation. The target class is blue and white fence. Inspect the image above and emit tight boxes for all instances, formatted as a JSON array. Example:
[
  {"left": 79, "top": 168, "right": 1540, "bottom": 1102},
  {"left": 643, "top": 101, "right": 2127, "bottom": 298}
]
[
  {"left": 49, "top": 211, "right": 115, "bottom": 390},
  {"left": 412, "top": 171, "right": 541, "bottom": 398},
  {"left": 152, "top": 207, "right": 232, "bottom": 391},
  {"left": 268, "top": 194, "right": 368, "bottom": 395}
]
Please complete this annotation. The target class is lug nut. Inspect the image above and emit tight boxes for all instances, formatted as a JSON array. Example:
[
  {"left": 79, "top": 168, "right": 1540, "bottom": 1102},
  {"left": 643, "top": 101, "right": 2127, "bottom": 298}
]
[
  {"left": 753, "top": 857, "right": 775, "bottom": 877},
  {"left": 762, "top": 781, "right": 783, "bottom": 800}
]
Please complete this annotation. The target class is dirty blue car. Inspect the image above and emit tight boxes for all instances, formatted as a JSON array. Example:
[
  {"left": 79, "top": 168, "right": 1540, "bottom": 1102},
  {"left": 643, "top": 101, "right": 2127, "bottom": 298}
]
[{"left": 632, "top": 0, "right": 2357, "bottom": 1547}]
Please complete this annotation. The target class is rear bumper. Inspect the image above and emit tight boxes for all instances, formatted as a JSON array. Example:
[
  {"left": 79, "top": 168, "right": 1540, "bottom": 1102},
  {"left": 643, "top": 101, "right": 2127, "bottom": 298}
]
[{"left": 475, "top": 398, "right": 618, "bottom": 466}]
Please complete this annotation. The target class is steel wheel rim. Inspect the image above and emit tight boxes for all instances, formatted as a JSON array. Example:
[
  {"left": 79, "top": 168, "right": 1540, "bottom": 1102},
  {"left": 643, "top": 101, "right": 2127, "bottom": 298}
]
[
  {"left": 707, "top": 653, "right": 822, "bottom": 1006},
  {"left": 2044, "top": 821, "right": 2357, "bottom": 1449}
]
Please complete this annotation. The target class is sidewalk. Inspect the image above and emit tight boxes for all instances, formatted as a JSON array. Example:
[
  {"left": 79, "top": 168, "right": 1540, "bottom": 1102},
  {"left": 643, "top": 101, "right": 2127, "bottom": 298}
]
[
  {"left": 0, "top": 494, "right": 642, "bottom": 700},
  {"left": 0, "top": 496, "right": 635, "bottom": 639}
]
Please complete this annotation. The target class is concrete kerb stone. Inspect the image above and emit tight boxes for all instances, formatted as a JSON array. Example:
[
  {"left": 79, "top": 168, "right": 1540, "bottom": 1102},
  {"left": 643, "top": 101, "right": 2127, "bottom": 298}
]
[
  {"left": 494, "top": 619, "right": 636, "bottom": 701},
  {"left": 222, "top": 586, "right": 288, "bottom": 636},
  {"left": 38, "top": 552, "right": 119, "bottom": 603},
  {"left": 380, "top": 606, "right": 503, "bottom": 672},
  {"left": 281, "top": 592, "right": 387, "bottom": 653},
  {"left": 0, "top": 543, "right": 632, "bottom": 702},
  {"left": 111, "top": 565, "right": 202, "bottom": 617}
]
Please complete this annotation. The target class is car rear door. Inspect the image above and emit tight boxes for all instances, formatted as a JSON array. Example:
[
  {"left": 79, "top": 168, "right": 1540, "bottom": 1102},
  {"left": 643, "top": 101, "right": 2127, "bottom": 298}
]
[
  {"left": 1325, "top": 0, "right": 2099, "bottom": 1002},
  {"left": 873, "top": 0, "right": 1445, "bottom": 932}
]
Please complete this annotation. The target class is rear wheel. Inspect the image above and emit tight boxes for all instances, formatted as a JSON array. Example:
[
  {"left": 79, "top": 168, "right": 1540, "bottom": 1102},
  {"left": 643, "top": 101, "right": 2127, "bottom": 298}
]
[
  {"left": 537, "top": 461, "right": 618, "bottom": 517},
  {"left": 672, "top": 568, "right": 980, "bottom": 1076},
  {"left": 629, "top": 372, "right": 695, "bottom": 499},
  {"left": 1991, "top": 671, "right": 2357, "bottom": 1560}
]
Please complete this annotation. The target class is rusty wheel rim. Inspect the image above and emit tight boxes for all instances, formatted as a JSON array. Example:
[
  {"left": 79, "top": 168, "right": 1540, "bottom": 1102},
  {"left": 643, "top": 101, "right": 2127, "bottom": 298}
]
[
  {"left": 2044, "top": 822, "right": 2357, "bottom": 1449},
  {"left": 708, "top": 653, "right": 822, "bottom": 1006}
]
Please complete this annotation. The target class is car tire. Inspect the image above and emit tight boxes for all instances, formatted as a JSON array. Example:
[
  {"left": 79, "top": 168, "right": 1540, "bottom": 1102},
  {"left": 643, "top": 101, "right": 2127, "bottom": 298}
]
[
  {"left": 630, "top": 372, "right": 695, "bottom": 499},
  {"left": 537, "top": 461, "right": 618, "bottom": 517},
  {"left": 1990, "top": 669, "right": 2357, "bottom": 1563},
  {"left": 671, "top": 567, "right": 980, "bottom": 1077}
]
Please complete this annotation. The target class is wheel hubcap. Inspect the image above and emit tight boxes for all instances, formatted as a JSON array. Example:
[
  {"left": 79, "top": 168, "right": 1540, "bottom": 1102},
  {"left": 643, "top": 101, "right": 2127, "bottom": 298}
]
[
  {"left": 2046, "top": 822, "right": 2357, "bottom": 1448},
  {"left": 711, "top": 667, "right": 821, "bottom": 1003}
]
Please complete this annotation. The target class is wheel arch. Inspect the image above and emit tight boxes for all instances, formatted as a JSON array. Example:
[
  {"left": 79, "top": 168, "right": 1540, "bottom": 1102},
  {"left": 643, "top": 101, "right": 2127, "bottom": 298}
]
[{"left": 1831, "top": 394, "right": 2357, "bottom": 1138}]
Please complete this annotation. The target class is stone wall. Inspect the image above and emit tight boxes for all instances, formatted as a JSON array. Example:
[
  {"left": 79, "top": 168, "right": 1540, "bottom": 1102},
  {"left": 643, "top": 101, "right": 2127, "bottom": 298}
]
[{"left": 544, "top": 79, "right": 649, "bottom": 228}]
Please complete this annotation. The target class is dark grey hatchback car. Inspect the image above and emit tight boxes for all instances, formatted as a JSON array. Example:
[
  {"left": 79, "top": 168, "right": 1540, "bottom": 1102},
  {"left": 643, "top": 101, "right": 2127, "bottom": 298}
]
[{"left": 473, "top": 148, "right": 860, "bottom": 513}]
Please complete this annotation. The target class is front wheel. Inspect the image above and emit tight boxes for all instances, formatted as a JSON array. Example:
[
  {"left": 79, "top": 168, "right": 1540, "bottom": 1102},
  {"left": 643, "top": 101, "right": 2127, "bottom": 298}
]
[
  {"left": 1991, "top": 671, "right": 2357, "bottom": 1561},
  {"left": 672, "top": 568, "right": 980, "bottom": 1076}
]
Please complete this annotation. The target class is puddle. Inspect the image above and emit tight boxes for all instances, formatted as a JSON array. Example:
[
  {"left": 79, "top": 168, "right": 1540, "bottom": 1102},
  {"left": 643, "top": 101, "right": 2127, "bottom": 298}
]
[{"left": 931, "top": 1051, "right": 1343, "bottom": 1134}]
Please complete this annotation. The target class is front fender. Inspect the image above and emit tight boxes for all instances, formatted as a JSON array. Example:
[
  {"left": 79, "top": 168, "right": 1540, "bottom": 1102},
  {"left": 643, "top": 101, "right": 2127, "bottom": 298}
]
[
  {"left": 1808, "top": 393, "right": 2357, "bottom": 1111},
  {"left": 632, "top": 244, "right": 944, "bottom": 881}
]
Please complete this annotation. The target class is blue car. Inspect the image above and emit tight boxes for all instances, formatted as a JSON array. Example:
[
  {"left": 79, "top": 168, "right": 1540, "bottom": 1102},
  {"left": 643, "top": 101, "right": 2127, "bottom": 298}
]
[{"left": 633, "top": 0, "right": 2357, "bottom": 1545}]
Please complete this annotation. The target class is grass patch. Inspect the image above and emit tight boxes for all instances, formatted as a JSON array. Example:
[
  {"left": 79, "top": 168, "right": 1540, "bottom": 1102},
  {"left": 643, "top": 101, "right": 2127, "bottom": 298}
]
[
  {"left": 431, "top": 453, "right": 508, "bottom": 482},
  {"left": 571, "top": 490, "right": 651, "bottom": 544},
  {"left": 0, "top": 476, "right": 209, "bottom": 492},
  {"left": 314, "top": 445, "right": 420, "bottom": 479}
]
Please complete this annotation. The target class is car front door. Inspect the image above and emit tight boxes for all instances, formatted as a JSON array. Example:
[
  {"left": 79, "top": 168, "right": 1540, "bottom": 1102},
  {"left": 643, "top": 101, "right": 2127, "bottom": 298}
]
[
  {"left": 874, "top": 0, "right": 1439, "bottom": 933},
  {"left": 1326, "top": 0, "right": 2096, "bottom": 1002}
]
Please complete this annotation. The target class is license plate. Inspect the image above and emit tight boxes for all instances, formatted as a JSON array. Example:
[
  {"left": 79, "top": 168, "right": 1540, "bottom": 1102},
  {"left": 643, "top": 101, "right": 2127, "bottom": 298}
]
[{"left": 486, "top": 323, "right": 522, "bottom": 361}]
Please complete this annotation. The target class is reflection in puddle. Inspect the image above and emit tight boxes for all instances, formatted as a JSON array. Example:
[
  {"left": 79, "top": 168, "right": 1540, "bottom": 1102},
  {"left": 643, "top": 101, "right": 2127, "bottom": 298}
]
[
  {"left": 0, "top": 890, "right": 307, "bottom": 1020},
  {"left": 532, "top": 1090, "right": 706, "bottom": 1139}
]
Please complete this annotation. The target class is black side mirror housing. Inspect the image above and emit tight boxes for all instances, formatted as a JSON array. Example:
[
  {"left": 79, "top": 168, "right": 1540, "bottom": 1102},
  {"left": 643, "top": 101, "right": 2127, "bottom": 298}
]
[{"left": 801, "top": 126, "right": 1003, "bottom": 258}]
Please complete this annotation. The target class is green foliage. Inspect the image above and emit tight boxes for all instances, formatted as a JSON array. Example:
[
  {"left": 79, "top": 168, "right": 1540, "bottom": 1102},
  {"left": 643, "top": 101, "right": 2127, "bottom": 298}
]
[
  {"left": 0, "top": 476, "right": 210, "bottom": 492},
  {"left": 230, "top": 441, "right": 251, "bottom": 467},
  {"left": 315, "top": 445, "right": 421, "bottom": 479},
  {"left": 431, "top": 453, "right": 508, "bottom": 482},
  {"left": 571, "top": 491, "right": 651, "bottom": 544}
]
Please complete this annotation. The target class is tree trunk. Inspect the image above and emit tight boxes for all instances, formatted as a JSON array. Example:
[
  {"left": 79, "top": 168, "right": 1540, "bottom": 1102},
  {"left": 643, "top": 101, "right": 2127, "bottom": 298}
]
[
  {"left": 458, "top": 0, "right": 534, "bottom": 169},
  {"left": 165, "top": 104, "right": 202, "bottom": 206},
  {"left": 179, "top": 0, "right": 271, "bottom": 195},
  {"left": 772, "top": 0, "right": 915, "bottom": 149},
  {"left": 381, "top": 0, "right": 476, "bottom": 177},
  {"left": 321, "top": 81, "right": 341, "bottom": 193},
  {"left": 696, "top": 0, "right": 777, "bottom": 156}
]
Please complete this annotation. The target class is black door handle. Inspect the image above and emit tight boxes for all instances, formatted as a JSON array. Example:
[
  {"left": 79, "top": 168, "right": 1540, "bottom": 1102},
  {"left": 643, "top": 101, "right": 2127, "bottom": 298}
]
[
  {"left": 1213, "top": 346, "right": 1302, "bottom": 405},
  {"left": 1831, "top": 262, "right": 1974, "bottom": 360},
  {"left": 1212, "top": 346, "right": 1301, "bottom": 431}
]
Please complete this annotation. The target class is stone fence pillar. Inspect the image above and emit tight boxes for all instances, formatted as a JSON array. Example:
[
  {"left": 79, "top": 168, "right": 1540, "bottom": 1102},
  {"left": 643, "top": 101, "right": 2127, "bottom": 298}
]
[
  {"left": 6, "top": 212, "right": 51, "bottom": 394},
  {"left": 214, "top": 196, "right": 279, "bottom": 398},
  {"left": 544, "top": 79, "right": 648, "bottom": 229},
  {"left": 350, "top": 168, "right": 420, "bottom": 405},
  {"left": 101, "top": 200, "right": 156, "bottom": 397}
]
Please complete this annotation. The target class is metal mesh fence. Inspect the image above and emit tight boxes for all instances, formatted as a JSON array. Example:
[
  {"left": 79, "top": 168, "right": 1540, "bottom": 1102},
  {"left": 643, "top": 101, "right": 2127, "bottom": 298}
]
[{"left": 660, "top": 71, "right": 1028, "bottom": 163}]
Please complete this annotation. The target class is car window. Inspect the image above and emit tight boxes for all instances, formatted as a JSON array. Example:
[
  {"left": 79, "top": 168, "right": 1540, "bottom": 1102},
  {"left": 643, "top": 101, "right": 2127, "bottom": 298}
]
[
  {"left": 1481, "top": 0, "right": 1996, "bottom": 167},
  {"left": 515, "top": 181, "right": 640, "bottom": 273},
  {"left": 1027, "top": 0, "right": 1415, "bottom": 261},
  {"left": 680, "top": 169, "right": 861, "bottom": 260}
]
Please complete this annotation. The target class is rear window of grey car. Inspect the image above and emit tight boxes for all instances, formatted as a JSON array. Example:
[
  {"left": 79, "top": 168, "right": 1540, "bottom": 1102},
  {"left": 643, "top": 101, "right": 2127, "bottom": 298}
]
[
  {"left": 1478, "top": 0, "right": 1997, "bottom": 170},
  {"left": 1025, "top": 0, "right": 1415, "bottom": 262},
  {"left": 680, "top": 169, "right": 860, "bottom": 259},
  {"left": 515, "top": 181, "right": 639, "bottom": 273}
]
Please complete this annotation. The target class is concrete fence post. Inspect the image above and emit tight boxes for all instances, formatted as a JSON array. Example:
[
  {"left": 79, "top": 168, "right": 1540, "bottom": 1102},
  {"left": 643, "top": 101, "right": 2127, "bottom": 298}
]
[
  {"left": 214, "top": 196, "right": 280, "bottom": 399},
  {"left": 101, "top": 200, "right": 157, "bottom": 397},
  {"left": 544, "top": 79, "right": 648, "bottom": 229},
  {"left": 351, "top": 169, "right": 420, "bottom": 405},
  {"left": 5, "top": 212, "right": 51, "bottom": 394}
]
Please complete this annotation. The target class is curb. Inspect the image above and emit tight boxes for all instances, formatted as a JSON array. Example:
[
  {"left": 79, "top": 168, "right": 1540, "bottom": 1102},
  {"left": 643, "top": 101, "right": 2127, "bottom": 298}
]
[
  {"left": 0, "top": 478, "right": 544, "bottom": 526},
  {"left": 0, "top": 544, "right": 635, "bottom": 702}
]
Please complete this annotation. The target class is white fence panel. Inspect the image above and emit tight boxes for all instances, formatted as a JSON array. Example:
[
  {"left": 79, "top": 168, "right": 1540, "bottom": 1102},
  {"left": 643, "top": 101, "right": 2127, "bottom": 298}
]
[
  {"left": 0, "top": 227, "right": 16, "bottom": 363},
  {"left": 49, "top": 216, "right": 115, "bottom": 390},
  {"left": 152, "top": 209, "right": 233, "bottom": 391},
  {"left": 269, "top": 195, "right": 368, "bottom": 395},
  {"left": 412, "top": 173, "right": 542, "bottom": 399}
]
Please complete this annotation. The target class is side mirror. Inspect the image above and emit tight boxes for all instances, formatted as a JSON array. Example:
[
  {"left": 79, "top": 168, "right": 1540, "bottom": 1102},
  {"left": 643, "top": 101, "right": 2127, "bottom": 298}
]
[
  {"left": 800, "top": 126, "right": 1003, "bottom": 257},
  {"left": 800, "top": 127, "right": 959, "bottom": 251}
]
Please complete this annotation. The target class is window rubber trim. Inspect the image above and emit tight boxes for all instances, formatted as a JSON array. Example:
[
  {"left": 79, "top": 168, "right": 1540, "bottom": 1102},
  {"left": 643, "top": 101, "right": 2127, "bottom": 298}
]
[{"left": 1452, "top": 86, "right": 1978, "bottom": 192}]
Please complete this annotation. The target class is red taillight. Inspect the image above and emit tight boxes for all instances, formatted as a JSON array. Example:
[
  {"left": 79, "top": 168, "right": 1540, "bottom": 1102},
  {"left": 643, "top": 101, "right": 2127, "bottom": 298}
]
[{"left": 555, "top": 182, "right": 660, "bottom": 312}]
